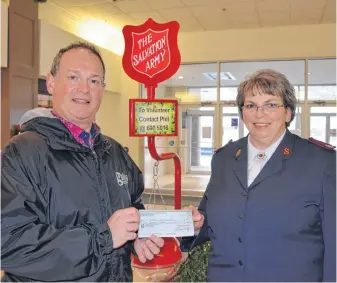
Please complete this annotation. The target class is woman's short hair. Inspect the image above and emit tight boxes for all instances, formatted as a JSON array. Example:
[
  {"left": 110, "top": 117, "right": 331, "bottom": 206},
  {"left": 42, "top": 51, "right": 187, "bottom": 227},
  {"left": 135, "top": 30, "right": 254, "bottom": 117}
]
[{"left": 236, "top": 69, "right": 297, "bottom": 127}]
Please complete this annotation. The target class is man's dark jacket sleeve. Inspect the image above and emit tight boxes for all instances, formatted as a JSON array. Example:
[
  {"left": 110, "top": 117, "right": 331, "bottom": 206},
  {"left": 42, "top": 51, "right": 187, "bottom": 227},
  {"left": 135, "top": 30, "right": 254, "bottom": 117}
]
[{"left": 1, "top": 143, "right": 113, "bottom": 281}]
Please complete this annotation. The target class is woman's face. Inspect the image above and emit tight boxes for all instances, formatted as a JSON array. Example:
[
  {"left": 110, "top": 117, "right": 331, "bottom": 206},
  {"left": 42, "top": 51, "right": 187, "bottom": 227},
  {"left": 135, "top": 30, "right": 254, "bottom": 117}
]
[{"left": 242, "top": 92, "right": 291, "bottom": 149}]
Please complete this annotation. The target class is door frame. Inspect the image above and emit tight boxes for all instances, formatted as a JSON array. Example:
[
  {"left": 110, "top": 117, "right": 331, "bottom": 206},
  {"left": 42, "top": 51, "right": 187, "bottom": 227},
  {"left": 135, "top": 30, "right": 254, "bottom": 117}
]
[
  {"left": 179, "top": 104, "right": 217, "bottom": 174},
  {"left": 309, "top": 103, "right": 337, "bottom": 144}
]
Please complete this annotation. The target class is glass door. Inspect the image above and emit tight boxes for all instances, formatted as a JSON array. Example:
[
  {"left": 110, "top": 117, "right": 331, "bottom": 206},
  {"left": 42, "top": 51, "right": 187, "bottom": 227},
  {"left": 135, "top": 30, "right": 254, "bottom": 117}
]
[
  {"left": 222, "top": 106, "right": 243, "bottom": 145},
  {"left": 180, "top": 106, "right": 215, "bottom": 174},
  {"left": 310, "top": 106, "right": 337, "bottom": 146}
]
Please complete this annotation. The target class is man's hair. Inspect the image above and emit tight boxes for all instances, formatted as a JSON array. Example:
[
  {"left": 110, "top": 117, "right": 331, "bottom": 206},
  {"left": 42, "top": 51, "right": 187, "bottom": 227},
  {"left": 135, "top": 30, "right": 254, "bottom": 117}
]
[
  {"left": 50, "top": 41, "right": 106, "bottom": 83},
  {"left": 236, "top": 69, "right": 297, "bottom": 127}
]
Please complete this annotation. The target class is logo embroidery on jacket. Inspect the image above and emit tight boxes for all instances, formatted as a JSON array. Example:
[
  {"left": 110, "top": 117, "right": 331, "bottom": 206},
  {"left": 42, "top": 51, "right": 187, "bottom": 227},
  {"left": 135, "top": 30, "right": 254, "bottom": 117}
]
[{"left": 116, "top": 172, "right": 128, "bottom": 186}]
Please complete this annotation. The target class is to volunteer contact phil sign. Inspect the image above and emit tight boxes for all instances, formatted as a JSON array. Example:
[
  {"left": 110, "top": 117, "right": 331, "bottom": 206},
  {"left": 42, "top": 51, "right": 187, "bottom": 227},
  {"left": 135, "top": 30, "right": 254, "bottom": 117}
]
[{"left": 129, "top": 99, "right": 178, "bottom": 137}]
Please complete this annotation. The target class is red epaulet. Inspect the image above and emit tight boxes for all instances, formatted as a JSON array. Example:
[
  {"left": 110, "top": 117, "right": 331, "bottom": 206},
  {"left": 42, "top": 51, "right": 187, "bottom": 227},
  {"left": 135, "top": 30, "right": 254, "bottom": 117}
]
[{"left": 308, "top": 137, "right": 336, "bottom": 151}]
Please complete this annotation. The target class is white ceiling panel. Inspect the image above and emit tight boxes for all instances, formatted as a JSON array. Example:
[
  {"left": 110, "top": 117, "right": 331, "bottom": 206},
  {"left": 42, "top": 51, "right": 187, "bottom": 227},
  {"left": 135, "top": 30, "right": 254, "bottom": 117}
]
[
  {"left": 146, "top": 0, "right": 185, "bottom": 9},
  {"left": 159, "top": 7, "right": 198, "bottom": 22},
  {"left": 224, "top": 21, "right": 260, "bottom": 29},
  {"left": 196, "top": 18, "right": 230, "bottom": 30},
  {"left": 220, "top": 1, "right": 259, "bottom": 22},
  {"left": 52, "top": 0, "right": 107, "bottom": 5},
  {"left": 112, "top": 0, "right": 152, "bottom": 13},
  {"left": 128, "top": 11, "right": 166, "bottom": 24},
  {"left": 47, "top": 0, "right": 335, "bottom": 33},
  {"left": 290, "top": 0, "right": 327, "bottom": 10},
  {"left": 256, "top": 0, "right": 290, "bottom": 12},
  {"left": 290, "top": 8, "right": 323, "bottom": 24},
  {"left": 64, "top": 5, "right": 94, "bottom": 19},
  {"left": 321, "top": 0, "right": 336, "bottom": 23},
  {"left": 189, "top": 5, "right": 226, "bottom": 18},
  {"left": 259, "top": 11, "right": 290, "bottom": 26},
  {"left": 83, "top": 2, "right": 122, "bottom": 16},
  {"left": 159, "top": 8, "right": 203, "bottom": 31},
  {"left": 181, "top": 0, "right": 246, "bottom": 6},
  {"left": 66, "top": 2, "right": 123, "bottom": 19},
  {"left": 181, "top": 0, "right": 226, "bottom": 6}
]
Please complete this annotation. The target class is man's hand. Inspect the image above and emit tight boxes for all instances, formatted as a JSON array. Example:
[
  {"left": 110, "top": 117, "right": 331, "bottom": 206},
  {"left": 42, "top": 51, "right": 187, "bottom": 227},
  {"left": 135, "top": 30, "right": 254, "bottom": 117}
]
[
  {"left": 107, "top": 207, "right": 140, "bottom": 249},
  {"left": 134, "top": 235, "right": 164, "bottom": 263},
  {"left": 183, "top": 205, "right": 204, "bottom": 232}
]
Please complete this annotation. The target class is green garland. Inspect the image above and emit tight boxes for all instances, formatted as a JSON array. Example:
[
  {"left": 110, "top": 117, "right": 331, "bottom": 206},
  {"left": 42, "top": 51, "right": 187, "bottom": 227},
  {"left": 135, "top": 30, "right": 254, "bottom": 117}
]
[{"left": 175, "top": 241, "right": 211, "bottom": 282}]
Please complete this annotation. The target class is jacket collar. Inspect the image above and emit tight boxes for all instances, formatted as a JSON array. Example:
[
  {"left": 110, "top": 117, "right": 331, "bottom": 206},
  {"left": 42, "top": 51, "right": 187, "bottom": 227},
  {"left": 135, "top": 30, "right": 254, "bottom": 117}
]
[
  {"left": 233, "top": 129, "right": 295, "bottom": 191},
  {"left": 20, "top": 117, "right": 111, "bottom": 153}
]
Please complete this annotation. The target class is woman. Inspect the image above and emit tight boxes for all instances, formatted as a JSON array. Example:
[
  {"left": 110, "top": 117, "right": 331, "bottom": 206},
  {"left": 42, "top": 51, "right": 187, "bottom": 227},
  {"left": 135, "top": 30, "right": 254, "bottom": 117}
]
[{"left": 182, "top": 69, "right": 336, "bottom": 282}]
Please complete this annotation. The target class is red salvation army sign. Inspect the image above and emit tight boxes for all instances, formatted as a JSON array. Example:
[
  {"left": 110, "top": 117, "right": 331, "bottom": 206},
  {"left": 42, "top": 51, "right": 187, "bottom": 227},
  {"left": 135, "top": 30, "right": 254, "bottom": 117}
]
[
  {"left": 122, "top": 18, "right": 180, "bottom": 87},
  {"left": 132, "top": 30, "right": 169, "bottom": 77}
]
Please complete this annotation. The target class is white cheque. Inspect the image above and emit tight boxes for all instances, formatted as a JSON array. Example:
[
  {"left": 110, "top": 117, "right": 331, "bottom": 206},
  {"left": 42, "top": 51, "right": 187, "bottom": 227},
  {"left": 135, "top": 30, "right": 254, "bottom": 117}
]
[{"left": 138, "top": 210, "right": 195, "bottom": 238}]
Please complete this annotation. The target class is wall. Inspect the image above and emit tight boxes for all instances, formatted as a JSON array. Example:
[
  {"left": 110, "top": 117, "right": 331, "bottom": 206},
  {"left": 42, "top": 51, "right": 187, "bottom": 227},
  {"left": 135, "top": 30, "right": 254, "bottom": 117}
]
[
  {"left": 38, "top": 1, "right": 123, "bottom": 56},
  {"left": 178, "top": 23, "right": 336, "bottom": 62},
  {"left": 96, "top": 73, "right": 141, "bottom": 164},
  {"left": 39, "top": 21, "right": 121, "bottom": 94},
  {"left": 1, "top": 0, "right": 8, "bottom": 67}
]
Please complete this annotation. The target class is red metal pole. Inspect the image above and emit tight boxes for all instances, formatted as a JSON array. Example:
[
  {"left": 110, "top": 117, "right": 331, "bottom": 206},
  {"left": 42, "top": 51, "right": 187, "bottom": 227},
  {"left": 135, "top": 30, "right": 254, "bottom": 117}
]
[{"left": 146, "top": 85, "right": 181, "bottom": 209}]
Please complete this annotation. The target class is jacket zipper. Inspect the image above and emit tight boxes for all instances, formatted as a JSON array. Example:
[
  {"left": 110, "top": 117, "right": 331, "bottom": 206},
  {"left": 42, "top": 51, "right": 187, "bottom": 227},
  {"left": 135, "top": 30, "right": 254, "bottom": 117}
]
[{"left": 91, "top": 149, "right": 105, "bottom": 223}]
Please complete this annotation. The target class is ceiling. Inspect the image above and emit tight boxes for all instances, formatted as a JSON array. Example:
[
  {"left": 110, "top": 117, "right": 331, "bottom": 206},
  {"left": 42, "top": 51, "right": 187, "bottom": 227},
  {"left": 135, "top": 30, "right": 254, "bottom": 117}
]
[
  {"left": 41, "top": 0, "right": 336, "bottom": 90},
  {"left": 49, "top": 0, "right": 336, "bottom": 32}
]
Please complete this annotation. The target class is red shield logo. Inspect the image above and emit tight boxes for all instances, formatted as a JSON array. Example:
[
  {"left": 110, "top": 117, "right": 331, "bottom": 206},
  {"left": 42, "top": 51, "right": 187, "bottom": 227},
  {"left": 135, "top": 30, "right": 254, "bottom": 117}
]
[
  {"left": 122, "top": 18, "right": 180, "bottom": 88},
  {"left": 131, "top": 29, "right": 169, "bottom": 78}
]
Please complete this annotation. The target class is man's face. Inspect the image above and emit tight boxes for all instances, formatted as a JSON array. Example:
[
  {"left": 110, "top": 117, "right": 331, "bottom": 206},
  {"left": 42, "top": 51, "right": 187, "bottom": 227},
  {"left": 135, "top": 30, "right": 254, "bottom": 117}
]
[
  {"left": 242, "top": 92, "right": 291, "bottom": 149},
  {"left": 46, "top": 48, "right": 105, "bottom": 129}
]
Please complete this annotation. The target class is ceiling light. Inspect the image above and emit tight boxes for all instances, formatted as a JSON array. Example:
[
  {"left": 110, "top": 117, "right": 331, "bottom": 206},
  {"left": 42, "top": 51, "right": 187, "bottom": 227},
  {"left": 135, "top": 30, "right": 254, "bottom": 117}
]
[
  {"left": 178, "top": 76, "right": 184, "bottom": 79},
  {"left": 77, "top": 19, "right": 124, "bottom": 55},
  {"left": 202, "top": 72, "right": 236, "bottom": 81}
]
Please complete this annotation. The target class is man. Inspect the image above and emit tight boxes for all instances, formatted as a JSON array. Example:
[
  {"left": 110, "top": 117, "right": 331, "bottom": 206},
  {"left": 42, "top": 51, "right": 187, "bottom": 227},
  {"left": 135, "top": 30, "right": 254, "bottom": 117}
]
[
  {"left": 182, "top": 69, "right": 336, "bottom": 282},
  {"left": 1, "top": 42, "right": 163, "bottom": 281}
]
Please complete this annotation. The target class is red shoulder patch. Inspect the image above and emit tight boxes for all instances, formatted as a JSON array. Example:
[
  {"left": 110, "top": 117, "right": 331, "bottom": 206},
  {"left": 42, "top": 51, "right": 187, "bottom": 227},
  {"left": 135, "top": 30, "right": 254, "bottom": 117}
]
[{"left": 308, "top": 137, "right": 335, "bottom": 151}]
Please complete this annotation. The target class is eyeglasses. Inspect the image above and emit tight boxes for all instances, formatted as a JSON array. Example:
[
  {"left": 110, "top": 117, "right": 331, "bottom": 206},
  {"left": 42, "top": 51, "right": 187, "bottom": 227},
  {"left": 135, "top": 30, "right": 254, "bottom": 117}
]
[{"left": 242, "top": 103, "right": 285, "bottom": 114}]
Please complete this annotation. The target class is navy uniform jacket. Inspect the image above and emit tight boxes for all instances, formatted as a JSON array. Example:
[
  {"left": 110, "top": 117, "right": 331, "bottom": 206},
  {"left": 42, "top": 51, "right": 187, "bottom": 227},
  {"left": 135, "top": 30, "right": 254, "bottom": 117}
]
[{"left": 182, "top": 130, "right": 336, "bottom": 282}]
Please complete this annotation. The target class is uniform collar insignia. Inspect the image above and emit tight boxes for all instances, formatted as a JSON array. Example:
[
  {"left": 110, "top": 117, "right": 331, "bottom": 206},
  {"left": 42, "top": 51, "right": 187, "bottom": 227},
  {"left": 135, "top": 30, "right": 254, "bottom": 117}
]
[
  {"left": 235, "top": 148, "right": 242, "bottom": 159},
  {"left": 283, "top": 147, "right": 291, "bottom": 158}
]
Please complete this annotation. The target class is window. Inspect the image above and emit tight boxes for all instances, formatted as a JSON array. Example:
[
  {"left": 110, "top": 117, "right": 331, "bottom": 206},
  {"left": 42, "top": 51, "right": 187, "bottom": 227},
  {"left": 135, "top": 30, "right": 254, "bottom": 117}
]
[
  {"left": 220, "top": 60, "right": 305, "bottom": 101},
  {"left": 141, "top": 63, "right": 218, "bottom": 102}
]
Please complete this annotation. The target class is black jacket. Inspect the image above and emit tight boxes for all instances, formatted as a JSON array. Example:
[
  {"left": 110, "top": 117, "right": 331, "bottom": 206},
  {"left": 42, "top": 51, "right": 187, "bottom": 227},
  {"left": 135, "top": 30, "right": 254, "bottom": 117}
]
[{"left": 1, "top": 116, "right": 144, "bottom": 281}]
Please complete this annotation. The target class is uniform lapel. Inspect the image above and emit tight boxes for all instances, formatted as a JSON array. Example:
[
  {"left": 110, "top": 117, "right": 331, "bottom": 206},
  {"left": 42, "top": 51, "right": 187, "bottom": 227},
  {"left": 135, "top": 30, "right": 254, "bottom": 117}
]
[
  {"left": 233, "top": 136, "right": 249, "bottom": 192},
  {"left": 249, "top": 130, "right": 295, "bottom": 189}
]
